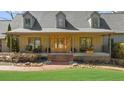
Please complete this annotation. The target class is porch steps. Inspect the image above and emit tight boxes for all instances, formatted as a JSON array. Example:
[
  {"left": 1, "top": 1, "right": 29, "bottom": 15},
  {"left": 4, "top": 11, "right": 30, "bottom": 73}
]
[{"left": 48, "top": 53, "right": 73, "bottom": 65}]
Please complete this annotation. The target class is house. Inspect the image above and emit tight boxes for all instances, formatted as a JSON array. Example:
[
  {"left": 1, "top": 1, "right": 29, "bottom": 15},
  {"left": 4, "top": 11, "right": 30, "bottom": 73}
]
[
  {"left": 0, "top": 11, "right": 124, "bottom": 55},
  {"left": 6, "top": 11, "right": 113, "bottom": 54}
]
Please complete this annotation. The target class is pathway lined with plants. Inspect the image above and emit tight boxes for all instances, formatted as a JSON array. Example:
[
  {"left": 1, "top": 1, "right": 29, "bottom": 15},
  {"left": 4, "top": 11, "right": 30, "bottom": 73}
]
[
  {"left": 0, "top": 65, "right": 69, "bottom": 71},
  {"left": 0, "top": 64, "right": 124, "bottom": 71}
]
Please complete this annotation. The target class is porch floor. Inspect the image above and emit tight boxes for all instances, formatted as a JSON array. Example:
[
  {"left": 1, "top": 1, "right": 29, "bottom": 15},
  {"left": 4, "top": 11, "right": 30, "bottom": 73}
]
[{"left": 40, "top": 52, "right": 110, "bottom": 57}]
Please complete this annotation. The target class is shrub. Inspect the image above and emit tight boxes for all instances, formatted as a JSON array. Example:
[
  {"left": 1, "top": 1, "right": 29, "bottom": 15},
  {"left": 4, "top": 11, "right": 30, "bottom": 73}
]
[
  {"left": 86, "top": 47, "right": 93, "bottom": 51},
  {"left": 35, "top": 54, "right": 48, "bottom": 62},
  {"left": 80, "top": 47, "right": 86, "bottom": 52},
  {"left": 112, "top": 42, "right": 124, "bottom": 59},
  {"left": 26, "top": 45, "right": 32, "bottom": 51},
  {"left": 33, "top": 46, "right": 42, "bottom": 53},
  {"left": 73, "top": 56, "right": 84, "bottom": 64},
  {"left": 74, "top": 48, "right": 77, "bottom": 53}
]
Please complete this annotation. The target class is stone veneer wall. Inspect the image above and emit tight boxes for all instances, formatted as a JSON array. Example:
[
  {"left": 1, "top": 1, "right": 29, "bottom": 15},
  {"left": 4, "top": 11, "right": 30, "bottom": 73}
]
[
  {"left": 111, "top": 59, "right": 124, "bottom": 66},
  {"left": 2, "top": 53, "right": 124, "bottom": 67},
  {"left": 73, "top": 56, "right": 111, "bottom": 64},
  {"left": 0, "top": 53, "right": 47, "bottom": 63}
]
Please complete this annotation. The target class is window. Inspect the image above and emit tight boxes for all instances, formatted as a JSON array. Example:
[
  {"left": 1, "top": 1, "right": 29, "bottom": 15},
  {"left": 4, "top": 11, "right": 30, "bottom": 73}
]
[
  {"left": 28, "top": 37, "right": 41, "bottom": 49},
  {"left": 92, "top": 17, "right": 99, "bottom": 28},
  {"left": 34, "top": 37, "right": 41, "bottom": 48},
  {"left": 25, "top": 18, "right": 31, "bottom": 27},
  {"left": 56, "top": 12, "right": 66, "bottom": 28},
  {"left": 55, "top": 38, "right": 65, "bottom": 49},
  {"left": 28, "top": 38, "right": 34, "bottom": 47},
  {"left": 80, "top": 37, "right": 92, "bottom": 49},
  {"left": 58, "top": 18, "right": 65, "bottom": 28}
]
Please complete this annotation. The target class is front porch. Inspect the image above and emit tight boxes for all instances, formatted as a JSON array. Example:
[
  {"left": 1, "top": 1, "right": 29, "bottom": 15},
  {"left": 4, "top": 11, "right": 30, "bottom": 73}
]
[
  {"left": 8, "top": 32, "right": 113, "bottom": 55},
  {"left": 7, "top": 28, "right": 114, "bottom": 64}
]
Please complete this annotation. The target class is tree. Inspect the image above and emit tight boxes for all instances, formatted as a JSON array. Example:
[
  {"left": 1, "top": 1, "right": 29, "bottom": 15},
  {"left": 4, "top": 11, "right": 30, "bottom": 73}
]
[
  {"left": 7, "top": 24, "right": 11, "bottom": 51},
  {"left": 6, "top": 12, "right": 23, "bottom": 52},
  {"left": 11, "top": 37, "right": 19, "bottom": 52},
  {"left": 6, "top": 11, "right": 24, "bottom": 20},
  {"left": 6, "top": 11, "right": 14, "bottom": 19},
  {"left": 7, "top": 25, "right": 19, "bottom": 52}
]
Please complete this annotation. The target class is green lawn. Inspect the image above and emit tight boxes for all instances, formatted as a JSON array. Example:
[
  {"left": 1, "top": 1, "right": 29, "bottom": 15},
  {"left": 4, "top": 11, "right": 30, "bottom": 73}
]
[{"left": 0, "top": 68, "right": 124, "bottom": 81}]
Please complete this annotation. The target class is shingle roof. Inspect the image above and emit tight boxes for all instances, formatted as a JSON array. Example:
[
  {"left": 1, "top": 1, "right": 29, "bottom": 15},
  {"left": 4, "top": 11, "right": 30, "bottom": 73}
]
[
  {"left": 101, "top": 13, "right": 124, "bottom": 32},
  {"left": 0, "top": 14, "right": 23, "bottom": 38},
  {"left": 29, "top": 11, "right": 95, "bottom": 28},
  {"left": 8, "top": 11, "right": 124, "bottom": 34},
  {"left": 0, "top": 20, "right": 10, "bottom": 38},
  {"left": 10, "top": 14, "right": 23, "bottom": 30}
]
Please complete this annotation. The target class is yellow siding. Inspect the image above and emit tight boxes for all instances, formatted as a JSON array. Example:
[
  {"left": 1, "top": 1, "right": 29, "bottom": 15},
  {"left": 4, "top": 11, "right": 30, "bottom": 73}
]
[
  {"left": 17, "top": 33, "right": 104, "bottom": 52},
  {"left": 93, "top": 36, "right": 103, "bottom": 52},
  {"left": 1, "top": 39, "right": 9, "bottom": 52},
  {"left": 74, "top": 33, "right": 103, "bottom": 52},
  {"left": 19, "top": 36, "right": 28, "bottom": 51}
]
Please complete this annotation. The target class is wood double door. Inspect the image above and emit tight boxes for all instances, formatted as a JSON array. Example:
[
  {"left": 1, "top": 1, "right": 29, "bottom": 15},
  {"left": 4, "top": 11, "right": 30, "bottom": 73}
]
[{"left": 50, "top": 35, "right": 72, "bottom": 53}]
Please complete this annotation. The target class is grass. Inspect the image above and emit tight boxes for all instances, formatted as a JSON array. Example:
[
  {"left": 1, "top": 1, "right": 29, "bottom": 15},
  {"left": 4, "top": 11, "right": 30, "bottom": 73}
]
[{"left": 0, "top": 68, "right": 124, "bottom": 81}]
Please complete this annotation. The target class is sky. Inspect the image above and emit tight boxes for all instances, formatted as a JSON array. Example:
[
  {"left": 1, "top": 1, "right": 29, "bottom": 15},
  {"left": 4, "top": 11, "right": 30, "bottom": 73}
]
[
  {"left": 0, "top": 11, "right": 12, "bottom": 20},
  {"left": 0, "top": 11, "right": 112, "bottom": 20},
  {"left": 0, "top": 11, "right": 24, "bottom": 20}
]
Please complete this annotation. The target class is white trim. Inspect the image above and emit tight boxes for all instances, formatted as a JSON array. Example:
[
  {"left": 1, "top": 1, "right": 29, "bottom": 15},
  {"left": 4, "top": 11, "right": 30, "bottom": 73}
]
[{"left": 8, "top": 28, "right": 114, "bottom": 34}]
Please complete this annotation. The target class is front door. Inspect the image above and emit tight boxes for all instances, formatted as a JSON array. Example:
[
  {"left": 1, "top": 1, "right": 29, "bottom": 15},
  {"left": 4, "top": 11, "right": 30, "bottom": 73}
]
[
  {"left": 50, "top": 35, "right": 71, "bottom": 53},
  {"left": 54, "top": 37, "right": 66, "bottom": 52}
]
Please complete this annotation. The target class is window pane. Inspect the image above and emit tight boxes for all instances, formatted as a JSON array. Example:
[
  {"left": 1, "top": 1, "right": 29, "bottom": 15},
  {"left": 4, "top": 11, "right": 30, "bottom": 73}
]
[
  {"left": 92, "top": 17, "right": 98, "bottom": 28},
  {"left": 27, "top": 19, "right": 31, "bottom": 25},
  {"left": 80, "top": 37, "right": 92, "bottom": 49},
  {"left": 58, "top": 38, "right": 64, "bottom": 48},
  {"left": 87, "top": 38, "right": 92, "bottom": 48},
  {"left": 58, "top": 18, "right": 63, "bottom": 27},
  {"left": 34, "top": 37, "right": 41, "bottom": 48},
  {"left": 25, "top": 18, "right": 31, "bottom": 27},
  {"left": 80, "top": 38, "right": 86, "bottom": 48},
  {"left": 28, "top": 37, "right": 41, "bottom": 49},
  {"left": 28, "top": 38, "right": 34, "bottom": 46}
]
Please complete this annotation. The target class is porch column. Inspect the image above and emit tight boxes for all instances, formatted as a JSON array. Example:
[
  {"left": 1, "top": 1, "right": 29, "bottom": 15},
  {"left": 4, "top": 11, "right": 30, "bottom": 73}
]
[
  {"left": 71, "top": 35, "right": 74, "bottom": 53},
  {"left": 108, "top": 34, "right": 112, "bottom": 56},
  {"left": 73, "top": 35, "right": 75, "bottom": 53},
  {"left": 47, "top": 34, "right": 49, "bottom": 53},
  {"left": 10, "top": 34, "right": 12, "bottom": 52},
  {"left": 102, "top": 35, "right": 105, "bottom": 52}
]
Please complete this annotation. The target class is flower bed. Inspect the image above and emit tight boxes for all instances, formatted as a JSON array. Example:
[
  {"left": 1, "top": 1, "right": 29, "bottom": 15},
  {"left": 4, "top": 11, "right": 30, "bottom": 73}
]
[{"left": 0, "top": 53, "right": 48, "bottom": 63}]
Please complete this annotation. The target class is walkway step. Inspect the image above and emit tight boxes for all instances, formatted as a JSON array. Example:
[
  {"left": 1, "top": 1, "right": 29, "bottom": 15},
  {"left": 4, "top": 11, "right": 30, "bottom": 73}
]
[{"left": 48, "top": 54, "right": 73, "bottom": 65}]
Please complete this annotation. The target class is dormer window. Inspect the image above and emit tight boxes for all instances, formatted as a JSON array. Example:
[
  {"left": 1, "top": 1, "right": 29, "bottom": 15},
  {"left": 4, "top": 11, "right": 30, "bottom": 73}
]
[
  {"left": 56, "top": 12, "right": 66, "bottom": 28},
  {"left": 25, "top": 18, "right": 31, "bottom": 28},
  {"left": 58, "top": 18, "right": 65, "bottom": 27},
  {"left": 89, "top": 12, "right": 100, "bottom": 28}
]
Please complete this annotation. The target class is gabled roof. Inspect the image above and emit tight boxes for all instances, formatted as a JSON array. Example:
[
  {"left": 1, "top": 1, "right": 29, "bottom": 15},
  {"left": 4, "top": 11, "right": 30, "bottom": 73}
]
[
  {"left": 10, "top": 14, "right": 23, "bottom": 30},
  {"left": 101, "top": 13, "right": 124, "bottom": 32},
  {"left": 29, "top": 11, "right": 95, "bottom": 28},
  {"left": 9, "top": 11, "right": 124, "bottom": 34}
]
